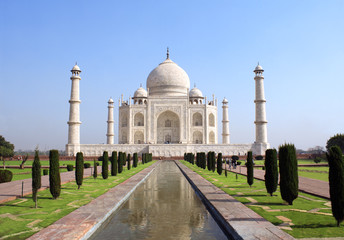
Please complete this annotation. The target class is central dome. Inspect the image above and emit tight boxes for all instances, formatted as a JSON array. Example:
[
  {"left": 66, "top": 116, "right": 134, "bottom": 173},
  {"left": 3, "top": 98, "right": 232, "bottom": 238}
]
[{"left": 146, "top": 57, "right": 190, "bottom": 96}]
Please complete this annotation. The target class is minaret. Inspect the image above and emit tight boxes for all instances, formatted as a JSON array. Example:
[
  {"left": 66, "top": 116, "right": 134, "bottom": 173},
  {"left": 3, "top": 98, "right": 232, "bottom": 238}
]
[
  {"left": 107, "top": 98, "right": 115, "bottom": 144},
  {"left": 254, "top": 63, "right": 268, "bottom": 145},
  {"left": 222, "top": 98, "right": 230, "bottom": 144},
  {"left": 67, "top": 63, "right": 82, "bottom": 155}
]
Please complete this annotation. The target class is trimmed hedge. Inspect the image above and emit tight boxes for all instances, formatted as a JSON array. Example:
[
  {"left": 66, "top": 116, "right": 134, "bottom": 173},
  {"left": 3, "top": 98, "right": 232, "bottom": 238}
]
[
  {"left": 0, "top": 170, "right": 13, "bottom": 183},
  {"left": 32, "top": 150, "right": 41, "bottom": 208},
  {"left": 127, "top": 154, "right": 131, "bottom": 170},
  {"left": 133, "top": 153, "right": 138, "bottom": 168},
  {"left": 111, "top": 151, "right": 118, "bottom": 176},
  {"left": 102, "top": 151, "right": 109, "bottom": 179},
  {"left": 67, "top": 164, "right": 74, "bottom": 171},
  {"left": 246, "top": 151, "right": 254, "bottom": 187},
  {"left": 43, "top": 169, "right": 49, "bottom": 176},
  {"left": 93, "top": 159, "right": 97, "bottom": 179},
  {"left": 217, "top": 153, "right": 222, "bottom": 175},
  {"left": 84, "top": 163, "right": 91, "bottom": 169}
]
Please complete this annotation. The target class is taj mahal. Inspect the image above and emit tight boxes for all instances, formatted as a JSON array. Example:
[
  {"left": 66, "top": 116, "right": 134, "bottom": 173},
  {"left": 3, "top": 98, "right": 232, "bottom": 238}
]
[{"left": 66, "top": 49, "right": 269, "bottom": 157}]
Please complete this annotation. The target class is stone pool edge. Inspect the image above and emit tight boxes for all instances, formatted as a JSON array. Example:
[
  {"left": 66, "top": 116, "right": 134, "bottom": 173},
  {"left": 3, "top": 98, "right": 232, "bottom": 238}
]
[
  {"left": 27, "top": 162, "right": 159, "bottom": 240},
  {"left": 175, "top": 161, "right": 295, "bottom": 240}
]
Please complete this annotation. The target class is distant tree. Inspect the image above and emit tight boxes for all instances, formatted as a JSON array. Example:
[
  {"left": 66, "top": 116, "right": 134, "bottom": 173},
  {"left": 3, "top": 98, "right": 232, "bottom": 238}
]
[
  {"left": 246, "top": 151, "right": 254, "bottom": 187},
  {"left": 217, "top": 153, "right": 222, "bottom": 175},
  {"left": 75, "top": 152, "right": 84, "bottom": 189},
  {"left": 327, "top": 134, "right": 344, "bottom": 153},
  {"left": 264, "top": 149, "right": 278, "bottom": 196},
  {"left": 231, "top": 155, "right": 239, "bottom": 161},
  {"left": 207, "top": 152, "right": 211, "bottom": 171},
  {"left": 127, "top": 154, "right": 131, "bottom": 170},
  {"left": 0, "top": 135, "right": 14, "bottom": 169},
  {"left": 327, "top": 146, "right": 344, "bottom": 227},
  {"left": 118, "top": 152, "right": 123, "bottom": 173},
  {"left": 255, "top": 155, "right": 264, "bottom": 160},
  {"left": 111, "top": 151, "right": 118, "bottom": 176},
  {"left": 279, "top": 144, "right": 298, "bottom": 205},
  {"left": 19, "top": 154, "right": 29, "bottom": 169},
  {"left": 102, "top": 151, "right": 109, "bottom": 179},
  {"left": 133, "top": 153, "right": 138, "bottom": 168},
  {"left": 32, "top": 149, "right": 41, "bottom": 208},
  {"left": 49, "top": 150, "right": 61, "bottom": 199},
  {"left": 93, "top": 159, "right": 97, "bottom": 179}
]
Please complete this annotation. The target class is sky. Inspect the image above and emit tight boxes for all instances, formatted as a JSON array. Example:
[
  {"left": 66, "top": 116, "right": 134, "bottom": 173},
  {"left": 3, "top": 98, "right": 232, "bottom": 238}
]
[{"left": 0, "top": 0, "right": 343, "bottom": 152}]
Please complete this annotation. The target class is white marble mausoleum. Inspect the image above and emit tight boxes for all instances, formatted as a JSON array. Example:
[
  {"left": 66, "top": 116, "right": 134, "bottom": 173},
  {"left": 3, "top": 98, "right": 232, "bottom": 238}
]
[{"left": 66, "top": 50, "right": 270, "bottom": 157}]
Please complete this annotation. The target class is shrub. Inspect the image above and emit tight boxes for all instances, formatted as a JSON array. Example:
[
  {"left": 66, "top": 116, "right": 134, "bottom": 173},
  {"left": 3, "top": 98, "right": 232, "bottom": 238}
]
[
  {"left": 327, "top": 146, "right": 344, "bottom": 226},
  {"left": 246, "top": 151, "right": 254, "bottom": 187},
  {"left": 255, "top": 155, "right": 264, "bottom": 160},
  {"left": 84, "top": 163, "right": 91, "bottom": 169},
  {"left": 237, "top": 161, "right": 242, "bottom": 165},
  {"left": 127, "top": 154, "right": 131, "bottom": 170},
  {"left": 67, "top": 164, "right": 74, "bottom": 171},
  {"left": 217, "top": 153, "right": 222, "bottom": 175},
  {"left": 111, "top": 151, "right": 118, "bottom": 176},
  {"left": 75, "top": 152, "right": 84, "bottom": 189},
  {"left": 314, "top": 157, "right": 322, "bottom": 164},
  {"left": 49, "top": 150, "right": 61, "bottom": 199},
  {"left": 231, "top": 155, "right": 239, "bottom": 161},
  {"left": 0, "top": 170, "right": 13, "bottom": 183},
  {"left": 279, "top": 144, "right": 298, "bottom": 205},
  {"left": 32, "top": 150, "right": 41, "bottom": 208},
  {"left": 93, "top": 159, "right": 97, "bottom": 179},
  {"left": 102, "top": 151, "right": 109, "bottom": 179},
  {"left": 133, "top": 153, "right": 138, "bottom": 168},
  {"left": 43, "top": 169, "right": 49, "bottom": 175},
  {"left": 264, "top": 149, "right": 278, "bottom": 196}
]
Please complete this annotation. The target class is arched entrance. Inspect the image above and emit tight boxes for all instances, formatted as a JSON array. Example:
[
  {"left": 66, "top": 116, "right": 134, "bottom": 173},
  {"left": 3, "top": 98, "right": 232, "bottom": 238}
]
[{"left": 157, "top": 111, "right": 180, "bottom": 144}]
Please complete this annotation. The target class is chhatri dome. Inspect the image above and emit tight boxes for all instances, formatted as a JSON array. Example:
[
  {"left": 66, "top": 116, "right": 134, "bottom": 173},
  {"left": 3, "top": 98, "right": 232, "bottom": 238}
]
[
  {"left": 134, "top": 86, "right": 148, "bottom": 98},
  {"left": 189, "top": 86, "right": 203, "bottom": 98},
  {"left": 146, "top": 48, "right": 190, "bottom": 96}
]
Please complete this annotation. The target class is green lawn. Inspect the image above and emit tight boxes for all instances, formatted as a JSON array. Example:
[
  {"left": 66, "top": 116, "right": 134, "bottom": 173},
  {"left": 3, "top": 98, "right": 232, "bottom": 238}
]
[
  {"left": 298, "top": 166, "right": 329, "bottom": 182},
  {"left": 0, "top": 161, "right": 155, "bottom": 240},
  {"left": 2, "top": 160, "right": 99, "bottom": 167},
  {"left": 181, "top": 161, "right": 344, "bottom": 239}
]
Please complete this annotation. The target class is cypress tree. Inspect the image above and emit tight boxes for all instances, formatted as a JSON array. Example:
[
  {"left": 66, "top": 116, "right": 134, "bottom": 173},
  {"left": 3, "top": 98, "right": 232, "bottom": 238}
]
[
  {"left": 118, "top": 152, "right": 123, "bottom": 173},
  {"left": 75, "top": 152, "right": 84, "bottom": 189},
  {"left": 32, "top": 149, "right": 41, "bottom": 208},
  {"left": 217, "top": 153, "right": 222, "bottom": 175},
  {"left": 264, "top": 149, "right": 278, "bottom": 196},
  {"left": 196, "top": 153, "right": 199, "bottom": 167},
  {"left": 279, "top": 144, "right": 298, "bottom": 205},
  {"left": 49, "top": 150, "right": 61, "bottom": 199},
  {"left": 246, "top": 151, "right": 254, "bottom": 187},
  {"left": 93, "top": 159, "right": 97, "bottom": 179},
  {"left": 111, "top": 151, "right": 118, "bottom": 176},
  {"left": 133, "top": 152, "right": 137, "bottom": 167},
  {"left": 211, "top": 152, "right": 216, "bottom": 172},
  {"left": 142, "top": 153, "right": 145, "bottom": 164},
  {"left": 127, "top": 154, "right": 131, "bottom": 170},
  {"left": 102, "top": 151, "right": 109, "bottom": 179},
  {"left": 327, "top": 146, "right": 344, "bottom": 226},
  {"left": 201, "top": 152, "right": 206, "bottom": 169},
  {"left": 207, "top": 152, "right": 211, "bottom": 171}
]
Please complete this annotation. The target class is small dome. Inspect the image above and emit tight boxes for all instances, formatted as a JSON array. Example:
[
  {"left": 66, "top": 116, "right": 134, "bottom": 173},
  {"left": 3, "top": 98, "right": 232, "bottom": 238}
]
[
  {"left": 72, "top": 64, "right": 81, "bottom": 71},
  {"left": 189, "top": 87, "right": 203, "bottom": 98},
  {"left": 134, "top": 87, "right": 148, "bottom": 98},
  {"left": 146, "top": 57, "right": 190, "bottom": 96},
  {"left": 108, "top": 98, "right": 114, "bottom": 103},
  {"left": 254, "top": 64, "right": 264, "bottom": 72},
  {"left": 222, "top": 98, "right": 228, "bottom": 104}
]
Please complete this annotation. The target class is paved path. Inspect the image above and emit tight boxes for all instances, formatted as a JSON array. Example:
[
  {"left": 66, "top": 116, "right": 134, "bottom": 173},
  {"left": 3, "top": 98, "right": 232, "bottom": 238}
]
[
  {"left": 0, "top": 166, "right": 101, "bottom": 204},
  {"left": 226, "top": 165, "right": 330, "bottom": 199},
  {"left": 176, "top": 161, "right": 294, "bottom": 240}
]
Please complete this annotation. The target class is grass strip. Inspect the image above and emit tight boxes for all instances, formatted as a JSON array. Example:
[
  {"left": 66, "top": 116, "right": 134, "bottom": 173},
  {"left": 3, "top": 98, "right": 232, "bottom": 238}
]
[
  {"left": 181, "top": 160, "right": 344, "bottom": 239},
  {"left": 0, "top": 161, "right": 155, "bottom": 240}
]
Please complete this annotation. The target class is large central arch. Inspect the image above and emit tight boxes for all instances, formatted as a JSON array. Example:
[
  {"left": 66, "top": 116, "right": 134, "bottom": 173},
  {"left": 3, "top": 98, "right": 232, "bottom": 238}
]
[{"left": 157, "top": 111, "right": 180, "bottom": 144}]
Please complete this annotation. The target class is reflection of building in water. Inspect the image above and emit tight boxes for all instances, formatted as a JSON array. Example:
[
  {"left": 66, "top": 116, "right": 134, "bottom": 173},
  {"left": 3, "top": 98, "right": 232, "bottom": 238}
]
[{"left": 66, "top": 49, "right": 269, "bottom": 156}]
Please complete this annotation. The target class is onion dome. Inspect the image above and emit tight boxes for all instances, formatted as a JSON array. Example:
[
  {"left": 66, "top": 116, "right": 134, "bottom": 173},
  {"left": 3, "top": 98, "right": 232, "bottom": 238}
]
[
  {"left": 71, "top": 63, "right": 81, "bottom": 72},
  {"left": 189, "top": 87, "right": 203, "bottom": 98},
  {"left": 254, "top": 63, "right": 264, "bottom": 72},
  {"left": 108, "top": 98, "right": 114, "bottom": 104},
  {"left": 146, "top": 50, "right": 190, "bottom": 96},
  {"left": 134, "top": 87, "right": 148, "bottom": 98},
  {"left": 222, "top": 97, "right": 228, "bottom": 104}
]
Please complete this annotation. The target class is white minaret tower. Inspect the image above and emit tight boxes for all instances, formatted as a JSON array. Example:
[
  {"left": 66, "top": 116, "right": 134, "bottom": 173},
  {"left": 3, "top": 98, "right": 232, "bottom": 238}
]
[
  {"left": 106, "top": 98, "right": 115, "bottom": 144},
  {"left": 254, "top": 63, "right": 269, "bottom": 154},
  {"left": 222, "top": 98, "right": 230, "bottom": 144},
  {"left": 67, "top": 63, "right": 82, "bottom": 155}
]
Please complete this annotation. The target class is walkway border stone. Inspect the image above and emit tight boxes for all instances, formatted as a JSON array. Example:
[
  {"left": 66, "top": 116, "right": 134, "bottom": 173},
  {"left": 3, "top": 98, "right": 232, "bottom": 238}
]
[
  {"left": 27, "top": 162, "right": 159, "bottom": 240},
  {"left": 176, "top": 161, "right": 295, "bottom": 240}
]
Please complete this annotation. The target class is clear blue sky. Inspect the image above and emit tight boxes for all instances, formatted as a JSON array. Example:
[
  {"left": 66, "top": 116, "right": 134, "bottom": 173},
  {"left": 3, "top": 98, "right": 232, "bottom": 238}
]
[{"left": 0, "top": 0, "right": 343, "bottom": 152}]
